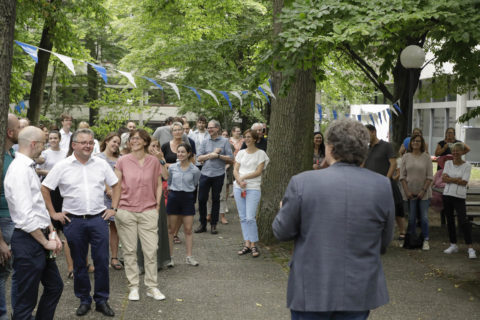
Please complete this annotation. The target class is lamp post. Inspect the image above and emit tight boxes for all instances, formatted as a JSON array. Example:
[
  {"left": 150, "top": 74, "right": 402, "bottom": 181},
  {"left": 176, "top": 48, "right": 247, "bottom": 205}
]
[{"left": 400, "top": 45, "right": 425, "bottom": 135}]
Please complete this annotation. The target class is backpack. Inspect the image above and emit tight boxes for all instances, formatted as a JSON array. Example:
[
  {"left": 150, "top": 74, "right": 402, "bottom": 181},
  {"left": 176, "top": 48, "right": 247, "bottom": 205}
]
[{"left": 403, "top": 233, "right": 424, "bottom": 249}]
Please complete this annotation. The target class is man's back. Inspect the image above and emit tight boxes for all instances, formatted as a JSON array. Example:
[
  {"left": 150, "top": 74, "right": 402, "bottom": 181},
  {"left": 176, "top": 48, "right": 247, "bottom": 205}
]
[{"left": 273, "top": 162, "right": 394, "bottom": 312}]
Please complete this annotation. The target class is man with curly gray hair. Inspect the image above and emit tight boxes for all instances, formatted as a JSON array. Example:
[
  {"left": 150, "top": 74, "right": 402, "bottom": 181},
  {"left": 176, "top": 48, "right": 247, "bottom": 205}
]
[{"left": 273, "top": 119, "right": 394, "bottom": 320}]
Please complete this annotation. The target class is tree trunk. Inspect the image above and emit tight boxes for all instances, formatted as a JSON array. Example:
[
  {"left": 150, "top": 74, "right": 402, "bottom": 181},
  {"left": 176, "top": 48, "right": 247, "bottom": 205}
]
[
  {"left": 391, "top": 59, "right": 421, "bottom": 150},
  {"left": 86, "top": 37, "right": 99, "bottom": 126},
  {"left": 26, "top": 23, "right": 54, "bottom": 125},
  {"left": 0, "top": 0, "right": 17, "bottom": 186},
  {"left": 257, "top": 0, "right": 316, "bottom": 244}
]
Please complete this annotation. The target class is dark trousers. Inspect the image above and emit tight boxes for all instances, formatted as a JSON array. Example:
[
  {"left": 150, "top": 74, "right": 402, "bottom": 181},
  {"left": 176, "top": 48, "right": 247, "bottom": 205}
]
[
  {"left": 443, "top": 195, "right": 472, "bottom": 245},
  {"left": 11, "top": 229, "right": 63, "bottom": 320},
  {"left": 198, "top": 174, "right": 225, "bottom": 226},
  {"left": 291, "top": 310, "right": 369, "bottom": 320},
  {"left": 63, "top": 214, "right": 109, "bottom": 305}
]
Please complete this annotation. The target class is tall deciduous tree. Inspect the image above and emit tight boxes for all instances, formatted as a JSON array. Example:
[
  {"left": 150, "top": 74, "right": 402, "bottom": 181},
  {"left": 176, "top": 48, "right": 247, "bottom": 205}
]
[
  {"left": 257, "top": 0, "right": 316, "bottom": 243},
  {"left": 0, "top": 0, "right": 16, "bottom": 185}
]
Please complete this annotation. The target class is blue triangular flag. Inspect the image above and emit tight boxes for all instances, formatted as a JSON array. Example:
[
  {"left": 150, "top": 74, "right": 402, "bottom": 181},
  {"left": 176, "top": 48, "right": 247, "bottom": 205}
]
[
  {"left": 317, "top": 104, "right": 322, "bottom": 121},
  {"left": 378, "top": 112, "right": 382, "bottom": 124},
  {"left": 333, "top": 110, "right": 338, "bottom": 120},
  {"left": 393, "top": 102, "right": 402, "bottom": 114},
  {"left": 219, "top": 91, "right": 232, "bottom": 110},
  {"left": 369, "top": 114, "right": 375, "bottom": 125},
  {"left": 19, "top": 101, "right": 25, "bottom": 111},
  {"left": 185, "top": 86, "right": 201, "bottom": 102},
  {"left": 386, "top": 109, "right": 392, "bottom": 119},
  {"left": 250, "top": 101, "right": 254, "bottom": 110},
  {"left": 268, "top": 79, "right": 273, "bottom": 92},
  {"left": 143, "top": 76, "right": 163, "bottom": 90},
  {"left": 15, "top": 40, "right": 38, "bottom": 63},
  {"left": 357, "top": 115, "right": 362, "bottom": 121},
  {"left": 88, "top": 63, "right": 108, "bottom": 84},
  {"left": 345, "top": 113, "right": 350, "bottom": 118},
  {"left": 257, "top": 87, "right": 270, "bottom": 104}
]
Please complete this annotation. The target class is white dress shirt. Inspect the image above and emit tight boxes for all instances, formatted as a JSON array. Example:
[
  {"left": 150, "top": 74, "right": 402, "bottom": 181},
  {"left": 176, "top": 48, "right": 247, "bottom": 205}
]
[
  {"left": 59, "top": 128, "right": 72, "bottom": 154},
  {"left": 42, "top": 154, "right": 118, "bottom": 215},
  {"left": 4, "top": 153, "right": 51, "bottom": 233}
]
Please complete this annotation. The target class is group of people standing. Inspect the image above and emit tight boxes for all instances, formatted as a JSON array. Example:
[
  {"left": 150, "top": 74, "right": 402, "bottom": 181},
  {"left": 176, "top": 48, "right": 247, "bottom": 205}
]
[{"left": 0, "top": 112, "right": 270, "bottom": 319}]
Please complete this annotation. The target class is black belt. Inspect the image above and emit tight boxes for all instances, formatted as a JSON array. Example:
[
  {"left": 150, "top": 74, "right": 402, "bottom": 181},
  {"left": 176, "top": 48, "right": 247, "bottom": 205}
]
[
  {"left": 15, "top": 227, "right": 49, "bottom": 237},
  {"left": 66, "top": 212, "right": 104, "bottom": 220}
]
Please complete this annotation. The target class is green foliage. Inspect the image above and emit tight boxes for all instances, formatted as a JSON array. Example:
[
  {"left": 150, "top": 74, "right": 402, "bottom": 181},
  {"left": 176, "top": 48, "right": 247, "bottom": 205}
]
[{"left": 88, "top": 88, "right": 152, "bottom": 140}]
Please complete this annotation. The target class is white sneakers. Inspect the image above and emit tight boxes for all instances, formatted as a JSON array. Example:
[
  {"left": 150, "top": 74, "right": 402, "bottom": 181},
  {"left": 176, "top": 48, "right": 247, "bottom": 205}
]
[
  {"left": 443, "top": 244, "right": 459, "bottom": 254},
  {"left": 422, "top": 240, "right": 430, "bottom": 251},
  {"left": 129, "top": 287, "right": 166, "bottom": 301},
  {"left": 128, "top": 288, "right": 139, "bottom": 301},
  {"left": 147, "top": 287, "right": 166, "bottom": 301},
  {"left": 444, "top": 244, "right": 477, "bottom": 259},
  {"left": 186, "top": 256, "right": 199, "bottom": 266},
  {"left": 468, "top": 248, "right": 477, "bottom": 259}
]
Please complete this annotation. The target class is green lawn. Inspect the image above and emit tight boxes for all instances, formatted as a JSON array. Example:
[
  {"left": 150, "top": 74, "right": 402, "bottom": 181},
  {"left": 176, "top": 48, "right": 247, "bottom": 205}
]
[{"left": 471, "top": 166, "right": 480, "bottom": 182}]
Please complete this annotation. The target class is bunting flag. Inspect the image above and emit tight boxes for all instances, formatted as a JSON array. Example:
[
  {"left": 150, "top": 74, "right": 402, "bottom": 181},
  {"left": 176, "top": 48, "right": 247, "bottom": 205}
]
[
  {"left": 317, "top": 104, "right": 322, "bottom": 121},
  {"left": 185, "top": 86, "right": 201, "bottom": 102},
  {"left": 118, "top": 71, "right": 137, "bottom": 88},
  {"left": 165, "top": 82, "right": 181, "bottom": 100},
  {"left": 230, "top": 91, "right": 242, "bottom": 106},
  {"left": 15, "top": 101, "right": 26, "bottom": 113},
  {"left": 88, "top": 63, "right": 108, "bottom": 84},
  {"left": 357, "top": 115, "right": 362, "bottom": 121},
  {"left": 332, "top": 110, "right": 338, "bottom": 120},
  {"left": 15, "top": 40, "right": 38, "bottom": 63},
  {"left": 393, "top": 102, "right": 402, "bottom": 114},
  {"left": 251, "top": 100, "right": 254, "bottom": 110},
  {"left": 268, "top": 78, "right": 273, "bottom": 92},
  {"left": 143, "top": 76, "right": 163, "bottom": 90},
  {"left": 390, "top": 105, "right": 399, "bottom": 116},
  {"left": 52, "top": 52, "right": 76, "bottom": 75},
  {"left": 345, "top": 113, "right": 350, "bottom": 118},
  {"left": 378, "top": 112, "right": 383, "bottom": 124},
  {"left": 261, "top": 84, "right": 276, "bottom": 100},
  {"left": 369, "top": 114, "right": 375, "bottom": 125},
  {"left": 257, "top": 86, "right": 270, "bottom": 104},
  {"left": 201, "top": 89, "right": 220, "bottom": 105},
  {"left": 241, "top": 90, "right": 249, "bottom": 95},
  {"left": 386, "top": 109, "right": 392, "bottom": 119},
  {"left": 219, "top": 91, "right": 232, "bottom": 110}
]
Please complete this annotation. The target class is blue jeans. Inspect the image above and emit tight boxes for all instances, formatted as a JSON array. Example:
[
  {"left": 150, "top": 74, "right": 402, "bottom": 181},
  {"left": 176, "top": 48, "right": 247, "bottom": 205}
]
[
  {"left": 233, "top": 188, "right": 261, "bottom": 243},
  {"left": 407, "top": 199, "right": 430, "bottom": 240},
  {"left": 0, "top": 217, "right": 16, "bottom": 320},
  {"left": 291, "top": 310, "right": 370, "bottom": 320},
  {"left": 198, "top": 174, "right": 225, "bottom": 226}
]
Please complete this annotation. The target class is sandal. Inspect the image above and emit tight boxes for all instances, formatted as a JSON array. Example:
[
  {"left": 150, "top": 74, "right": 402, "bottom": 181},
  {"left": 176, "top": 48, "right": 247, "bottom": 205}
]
[
  {"left": 398, "top": 234, "right": 406, "bottom": 241},
  {"left": 110, "top": 257, "right": 123, "bottom": 270},
  {"left": 251, "top": 246, "right": 260, "bottom": 258},
  {"left": 237, "top": 246, "right": 251, "bottom": 255},
  {"left": 173, "top": 235, "right": 182, "bottom": 244}
]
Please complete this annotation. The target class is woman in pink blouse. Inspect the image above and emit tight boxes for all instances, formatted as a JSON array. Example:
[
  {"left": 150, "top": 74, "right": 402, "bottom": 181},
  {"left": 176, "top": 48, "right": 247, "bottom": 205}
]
[{"left": 112, "top": 129, "right": 168, "bottom": 301}]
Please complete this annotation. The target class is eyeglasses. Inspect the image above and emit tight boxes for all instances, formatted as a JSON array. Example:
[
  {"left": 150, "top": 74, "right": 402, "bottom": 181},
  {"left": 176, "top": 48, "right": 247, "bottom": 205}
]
[{"left": 74, "top": 141, "right": 94, "bottom": 146}]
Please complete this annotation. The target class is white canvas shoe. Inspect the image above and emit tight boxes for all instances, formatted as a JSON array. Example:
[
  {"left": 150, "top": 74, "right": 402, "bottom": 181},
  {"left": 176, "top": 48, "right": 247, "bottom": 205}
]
[
  {"left": 147, "top": 288, "right": 166, "bottom": 301},
  {"left": 422, "top": 240, "right": 430, "bottom": 251},
  {"left": 443, "top": 244, "right": 458, "bottom": 254},
  {"left": 186, "top": 256, "right": 199, "bottom": 266},
  {"left": 128, "top": 288, "right": 140, "bottom": 301},
  {"left": 468, "top": 248, "right": 477, "bottom": 259}
]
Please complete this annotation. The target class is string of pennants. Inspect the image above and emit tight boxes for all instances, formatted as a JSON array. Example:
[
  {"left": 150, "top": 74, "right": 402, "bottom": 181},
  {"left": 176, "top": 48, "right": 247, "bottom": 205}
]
[
  {"left": 316, "top": 102, "right": 402, "bottom": 126},
  {"left": 14, "top": 40, "right": 275, "bottom": 110}
]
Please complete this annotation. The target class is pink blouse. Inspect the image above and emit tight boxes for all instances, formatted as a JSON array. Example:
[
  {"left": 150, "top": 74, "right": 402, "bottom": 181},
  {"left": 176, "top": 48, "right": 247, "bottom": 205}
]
[{"left": 115, "top": 154, "right": 162, "bottom": 212}]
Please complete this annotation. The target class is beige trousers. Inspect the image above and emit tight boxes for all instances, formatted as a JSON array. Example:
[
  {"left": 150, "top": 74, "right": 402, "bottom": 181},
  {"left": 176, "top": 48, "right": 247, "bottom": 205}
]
[{"left": 116, "top": 208, "right": 159, "bottom": 289}]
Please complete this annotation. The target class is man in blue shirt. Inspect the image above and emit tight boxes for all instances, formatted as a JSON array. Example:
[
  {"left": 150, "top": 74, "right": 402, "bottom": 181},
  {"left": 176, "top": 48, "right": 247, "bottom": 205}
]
[
  {"left": 195, "top": 120, "right": 234, "bottom": 234},
  {"left": 0, "top": 114, "right": 20, "bottom": 320}
]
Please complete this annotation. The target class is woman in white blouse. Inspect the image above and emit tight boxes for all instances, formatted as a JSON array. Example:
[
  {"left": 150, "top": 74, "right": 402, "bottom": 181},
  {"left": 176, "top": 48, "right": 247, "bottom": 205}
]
[
  {"left": 442, "top": 143, "right": 476, "bottom": 259},
  {"left": 233, "top": 129, "right": 269, "bottom": 257}
]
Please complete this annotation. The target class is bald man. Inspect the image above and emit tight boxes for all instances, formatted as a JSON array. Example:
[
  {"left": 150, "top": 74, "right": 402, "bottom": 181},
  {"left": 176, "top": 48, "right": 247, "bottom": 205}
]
[
  {"left": 4, "top": 126, "right": 63, "bottom": 320},
  {"left": 0, "top": 114, "right": 20, "bottom": 319}
]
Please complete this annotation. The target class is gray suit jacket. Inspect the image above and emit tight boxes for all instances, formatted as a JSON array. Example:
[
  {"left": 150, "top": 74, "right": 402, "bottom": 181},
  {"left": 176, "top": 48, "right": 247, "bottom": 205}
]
[{"left": 272, "top": 162, "right": 394, "bottom": 312}]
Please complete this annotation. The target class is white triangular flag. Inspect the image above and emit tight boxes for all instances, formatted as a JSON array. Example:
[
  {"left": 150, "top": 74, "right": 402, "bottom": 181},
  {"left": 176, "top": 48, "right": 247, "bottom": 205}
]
[
  {"left": 201, "top": 89, "right": 220, "bottom": 106},
  {"left": 230, "top": 91, "right": 243, "bottom": 106},
  {"left": 118, "top": 71, "right": 137, "bottom": 88},
  {"left": 165, "top": 82, "right": 181, "bottom": 100},
  {"left": 261, "top": 84, "right": 276, "bottom": 100},
  {"left": 52, "top": 52, "right": 76, "bottom": 75}
]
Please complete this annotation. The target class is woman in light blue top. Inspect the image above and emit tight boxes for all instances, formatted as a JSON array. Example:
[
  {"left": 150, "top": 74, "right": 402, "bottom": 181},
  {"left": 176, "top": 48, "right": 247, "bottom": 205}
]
[{"left": 167, "top": 143, "right": 201, "bottom": 266}]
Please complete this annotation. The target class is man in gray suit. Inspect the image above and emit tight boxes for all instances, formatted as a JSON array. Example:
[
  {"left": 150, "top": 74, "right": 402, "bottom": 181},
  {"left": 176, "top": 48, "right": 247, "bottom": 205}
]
[{"left": 273, "top": 119, "right": 394, "bottom": 320}]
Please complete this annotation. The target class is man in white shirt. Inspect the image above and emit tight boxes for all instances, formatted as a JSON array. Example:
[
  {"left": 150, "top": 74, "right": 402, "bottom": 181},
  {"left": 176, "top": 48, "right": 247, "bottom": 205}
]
[
  {"left": 4, "top": 126, "right": 63, "bottom": 320},
  {"left": 41, "top": 128, "right": 119, "bottom": 317},
  {"left": 190, "top": 116, "right": 210, "bottom": 168},
  {"left": 59, "top": 113, "right": 73, "bottom": 153}
]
